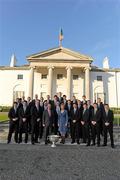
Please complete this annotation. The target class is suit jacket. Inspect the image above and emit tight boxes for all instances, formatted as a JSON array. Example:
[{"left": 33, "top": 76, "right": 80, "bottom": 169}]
[
  {"left": 88, "top": 105, "right": 94, "bottom": 120},
  {"left": 58, "top": 97, "right": 63, "bottom": 103},
  {"left": 66, "top": 104, "right": 73, "bottom": 119},
  {"left": 30, "top": 105, "right": 42, "bottom": 124},
  {"left": 82, "top": 109, "right": 89, "bottom": 124},
  {"left": 91, "top": 108, "right": 101, "bottom": 123},
  {"left": 97, "top": 102, "right": 104, "bottom": 113},
  {"left": 42, "top": 109, "right": 55, "bottom": 127},
  {"left": 18, "top": 106, "right": 29, "bottom": 122},
  {"left": 103, "top": 110, "right": 114, "bottom": 126},
  {"left": 8, "top": 107, "right": 19, "bottom": 122},
  {"left": 78, "top": 105, "right": 83, "bottom": 120},
  {"left": 70, "top": 108, "right": 80, "bottom": 124}
]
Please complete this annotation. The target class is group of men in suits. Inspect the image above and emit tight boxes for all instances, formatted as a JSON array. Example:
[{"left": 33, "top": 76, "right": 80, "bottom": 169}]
[{"left": 7, "top": 93, "right": 115, "bottom": 148}]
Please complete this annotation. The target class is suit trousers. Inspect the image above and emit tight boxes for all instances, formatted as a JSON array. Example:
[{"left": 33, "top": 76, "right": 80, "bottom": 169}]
[
  {"left": 82, "top": 123, "right": 90, "bottom": 144},
  {"left": 71, "top": 122, "right": 80, "bottom": 141},
  {"left": 103, "top": 125, "right": 114, "bottom": 145},
  {"left": 91, "top": 124, "right": 100, "bottom": 145},
  {"left": 7, "top": 121, "right": 19, "bottom": 143}
]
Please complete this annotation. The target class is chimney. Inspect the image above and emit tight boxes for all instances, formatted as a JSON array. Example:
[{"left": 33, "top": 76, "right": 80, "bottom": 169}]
[
  {"left": 103, "top": 57, "right": 109, "bottom": 69},
  {"left": 10, "top": 54, "right": 17, "bottom": 67}
]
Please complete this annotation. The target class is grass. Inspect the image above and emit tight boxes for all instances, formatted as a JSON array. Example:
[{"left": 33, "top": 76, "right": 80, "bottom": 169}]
[{"left": 0, "top": 112, "right": 8, "bottom": 122}]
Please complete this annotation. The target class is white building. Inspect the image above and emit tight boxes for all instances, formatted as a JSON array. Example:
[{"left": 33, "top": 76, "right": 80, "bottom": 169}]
[{"left": 0, "top": 46, "right": 120, "bottom": 107}]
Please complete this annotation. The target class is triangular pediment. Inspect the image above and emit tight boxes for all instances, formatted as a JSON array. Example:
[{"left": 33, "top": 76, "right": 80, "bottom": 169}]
[{"left": 27, "top": 46, "right": 93, "bottom": 61}]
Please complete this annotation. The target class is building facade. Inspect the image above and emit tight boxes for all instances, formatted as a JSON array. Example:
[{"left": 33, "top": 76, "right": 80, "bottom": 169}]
[{"left": 0, "top": 46, "right": 120, "bottom": 107}]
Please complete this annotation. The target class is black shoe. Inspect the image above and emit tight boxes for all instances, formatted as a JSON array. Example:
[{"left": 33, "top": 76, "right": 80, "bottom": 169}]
[
  {"left": 91, "top": 143, "right": 95, "bottom": 146},
  {"left": 45, "top": 141, "right": 48, "bottom": 145},
  {"left": 71, "top": 141, "right": 75, "bottom": 144},
  {"left": 102, "top": 144, "right": 107, "bottom": 146},
  {"left": 86, "top": 144, "right": 90, "bottom": 146},
  {"left": 111, "top": 144, "right": 115, "bottom": 148},
  {"left": 77, "top": 140, "right": 80, "bottom": 144},
  {"left": 7, "top": 141, "right": 10, "bottom": 144},
  {"left": 32, "top": 142, "right": 35, "bottom": 145}
]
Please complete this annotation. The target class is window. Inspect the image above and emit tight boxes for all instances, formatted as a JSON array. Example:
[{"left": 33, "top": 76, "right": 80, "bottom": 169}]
[
  {"left": 94, "top": 93, "right": 106, "bottom": 104},
  {"left": 40, "top": 92, "right": 46, "bottom": 99},
  {"left": 97, "top": 76, "right": 102, "bottom": 81},
  {"left": 73, "top": 75, "right": 79, "bottom": 80},
  {"left": 40, "top": 84, "right": 46, "bottom": 89},
  {"left": 41, "top": 74, "right": 47, "bottom": 79},
  {"left": 17, "top": 74, "right": 23, "bottom": 80},
  {"left": 13, "top": 91, "right": 25, "bottom": 101},
  {"left": 57, "top": 74, "right": 63, "bottom": 79}
]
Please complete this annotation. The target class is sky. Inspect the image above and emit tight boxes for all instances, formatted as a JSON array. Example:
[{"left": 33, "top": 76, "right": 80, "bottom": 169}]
[{"left": 0, "top": 0, "right": 120, "bottom": 68}]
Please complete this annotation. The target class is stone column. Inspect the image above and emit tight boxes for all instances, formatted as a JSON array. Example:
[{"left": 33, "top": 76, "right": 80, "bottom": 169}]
[
  {"left": 47, "top": 66, "right": 54, "bottom": 98},
  {"left": 66, "top": 66, "right": 72, "bottom": 99},
  {"left": 85, "top": 67, "right": 91, "bottom": 100},
  {"left": 29, "top": 67, "right": 34, "bottom": 99}
]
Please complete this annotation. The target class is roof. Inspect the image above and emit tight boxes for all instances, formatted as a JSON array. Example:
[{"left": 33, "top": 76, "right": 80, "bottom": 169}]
[
  {"left": 26, "top": 46, "right": 93, "bottom": 62},
  {"left": 91, "top": 66, "right": 120, "bottom": 72},
  {"left": 0, "top": 65, "right": 30, "bottom": 70}
]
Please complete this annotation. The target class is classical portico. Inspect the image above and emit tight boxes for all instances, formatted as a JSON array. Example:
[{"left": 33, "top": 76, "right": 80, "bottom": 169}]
[{"left": 27, "top": 46, "right": 93, "bottom": 100}]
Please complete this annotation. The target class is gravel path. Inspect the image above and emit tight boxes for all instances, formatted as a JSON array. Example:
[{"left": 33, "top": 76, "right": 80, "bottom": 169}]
[{"left": 0, "top": 143, "right": 120, "bottom": 180}]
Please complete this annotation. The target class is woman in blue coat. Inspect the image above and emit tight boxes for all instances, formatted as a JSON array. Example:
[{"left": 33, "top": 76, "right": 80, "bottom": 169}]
[{"left": 58, "top": 103, "right": 68, "bottom": 144}]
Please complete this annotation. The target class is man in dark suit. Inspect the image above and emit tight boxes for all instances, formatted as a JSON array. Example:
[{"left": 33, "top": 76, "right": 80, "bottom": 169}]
[
  {"left": 30, "top": 100, "right": 43, "bottom": 144},
  {"left": 16, "top": 98, "right": 23, "bottom": 110},
  {"left": 18, "top": 100, "right": 29, "bottom": 143},
  {"left": 90, "top": 103, "right": 101, "bottom": 146},
  {"left": 27, "top": 96, "right": 33, "bottom": 133},
  {"left": 57, "top": 92, "right": 63, "bottom": 103},
  {"left": 46, "top": 95, "right": 53, "bottom": 105},
  {"left": 81, "top": 95, "right": 87, "bottom": 105},
  {"left": 77, "top": 100, "right": 83, "bottom": 139},
  {"left": 71, "top": 103, "right": 80, "bottom": 144},
  {"left": 66, "top": 100, "right": 73, "bottom": 137},
  {"left": 7, "top": 102, "right": 19, "bottom": 143},
  {"left": 42, "top": 103, "right": 55, "bottom": 144},
  {"left": 81, "top": 103, "right": 90, "bottom": 146},
  {"left": 97, "top": 98, "right": 104, "bottom": 135},
  {"left": 102, "top": 104, "right": 114, "bottom": 148}
]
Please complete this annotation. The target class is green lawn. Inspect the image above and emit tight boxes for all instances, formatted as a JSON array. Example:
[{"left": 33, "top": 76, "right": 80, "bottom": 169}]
[{"left": 0, "top": 112, "right": 8, "bottom": 122}]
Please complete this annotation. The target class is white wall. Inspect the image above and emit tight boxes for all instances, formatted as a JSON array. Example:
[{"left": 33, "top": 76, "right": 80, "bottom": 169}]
[
  {"left": 0, "top": 68, "right": 120, "bottom": 107},
  {"left": 90, "top": 71, "right": 120, "bottom": 107},
  {"left": 0, "top": 69, "right": 30, "bottom": 106}
]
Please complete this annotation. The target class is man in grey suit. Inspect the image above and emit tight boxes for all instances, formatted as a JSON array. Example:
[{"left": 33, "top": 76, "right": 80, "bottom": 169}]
[{"left": 42, "top": 103, "right": 55, "bottom": 144}]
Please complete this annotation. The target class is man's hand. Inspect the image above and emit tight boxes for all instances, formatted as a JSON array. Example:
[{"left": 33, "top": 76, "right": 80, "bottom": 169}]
[
  {"left": 92, "top": 121, "right": 96, "bottom": 125},
  {"left": 23, "top": 118, "right": 26, "bottom": 122},
  {"left": 43, "top": 124, "right": 45, "bottom": 127},
  {"left": 13, "top": 118, "right": 18, "bottom": 121},
  {"left": 105, "top": 122, "right": 109, "bottom": 126},
  {"left": 81, "top": 121, "right": 84, "bottom": 125},
  {"left": 37, "top": 118, "right": 40, "bottom": 122},
  {"left": 73, "top": 120, "right": 76, "bottom": 123}
]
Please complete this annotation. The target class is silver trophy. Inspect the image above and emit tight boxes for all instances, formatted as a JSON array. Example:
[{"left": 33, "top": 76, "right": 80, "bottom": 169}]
[{"left": 48, "top": 135, "right": 60, "bottom": 147}]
